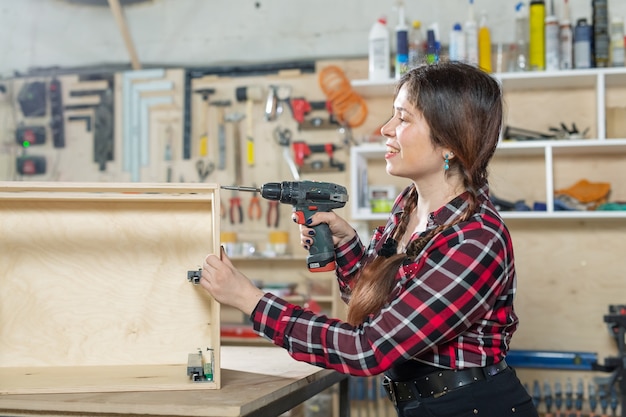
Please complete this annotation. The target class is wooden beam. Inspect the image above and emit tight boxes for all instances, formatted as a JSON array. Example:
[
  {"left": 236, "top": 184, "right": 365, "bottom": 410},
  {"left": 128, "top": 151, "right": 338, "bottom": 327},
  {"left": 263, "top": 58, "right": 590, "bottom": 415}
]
[{"left": 107, "top": 0, "right": 142, "bottom": 70}]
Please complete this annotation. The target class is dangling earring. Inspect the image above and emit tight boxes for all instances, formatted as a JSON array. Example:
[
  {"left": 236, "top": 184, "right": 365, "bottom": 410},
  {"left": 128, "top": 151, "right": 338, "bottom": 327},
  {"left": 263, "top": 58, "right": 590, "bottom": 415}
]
[{"left": 444, "top": 154, "right": 450, "bottom": 171}]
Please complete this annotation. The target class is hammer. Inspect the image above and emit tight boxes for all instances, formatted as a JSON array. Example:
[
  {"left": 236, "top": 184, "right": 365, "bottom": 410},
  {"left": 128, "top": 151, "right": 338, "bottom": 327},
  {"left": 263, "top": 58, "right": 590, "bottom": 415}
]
[
  {"left": 235, "top": 86, "right": 263, "bottom": 166},
  {"left": 194, "top": 88, "right": 215, "bottom": 157},
  {"left": 209, "top": 100, "right": 231, "bottom": 170},
  {"left": 224, "top": 112, "right": 245, "bottom": 185}
]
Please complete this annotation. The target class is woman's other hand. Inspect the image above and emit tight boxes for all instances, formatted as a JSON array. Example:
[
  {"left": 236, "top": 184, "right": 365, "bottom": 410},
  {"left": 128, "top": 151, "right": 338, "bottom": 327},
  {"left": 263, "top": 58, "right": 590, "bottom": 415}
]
[{"left": 201, "top": 247, "right": 264, "bottom": 315}]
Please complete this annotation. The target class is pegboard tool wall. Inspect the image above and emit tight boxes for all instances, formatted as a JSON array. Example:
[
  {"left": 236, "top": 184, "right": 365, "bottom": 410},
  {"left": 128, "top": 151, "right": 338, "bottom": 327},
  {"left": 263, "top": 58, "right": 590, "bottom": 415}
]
[
  {"left": 1, "top": 69, "right": 187, "bottom": 182},
  {"left": 185, "top": 58, "right": 379, "bottom": 259},
  {"left": 0, "top": 58, "right": 378, "bottom": 256}
]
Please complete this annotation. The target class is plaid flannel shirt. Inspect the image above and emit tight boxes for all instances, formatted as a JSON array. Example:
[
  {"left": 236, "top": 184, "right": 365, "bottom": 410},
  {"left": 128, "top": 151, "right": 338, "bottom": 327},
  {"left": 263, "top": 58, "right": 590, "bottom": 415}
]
[{"left": 251, "top": 183, "right": 518, "bottom": 376}]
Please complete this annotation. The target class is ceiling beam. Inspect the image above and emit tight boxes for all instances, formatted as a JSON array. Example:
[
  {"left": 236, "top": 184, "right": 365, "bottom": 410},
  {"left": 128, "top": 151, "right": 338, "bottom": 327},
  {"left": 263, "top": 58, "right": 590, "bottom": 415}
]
[{"left": 107, "top": 0, "right": 142, "bottom": 70}]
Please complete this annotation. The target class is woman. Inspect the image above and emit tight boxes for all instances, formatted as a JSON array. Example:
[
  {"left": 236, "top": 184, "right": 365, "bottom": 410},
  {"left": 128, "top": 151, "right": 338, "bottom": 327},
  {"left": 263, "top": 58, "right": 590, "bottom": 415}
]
[{"left": 201, "top": 61, "right": 538, "bottom": 417}]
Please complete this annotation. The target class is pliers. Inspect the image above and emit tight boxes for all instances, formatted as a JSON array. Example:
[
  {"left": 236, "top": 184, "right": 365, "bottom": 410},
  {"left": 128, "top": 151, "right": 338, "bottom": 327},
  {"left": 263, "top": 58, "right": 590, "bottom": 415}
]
[
  {"left": 195, "top": 160, "right": 214, "bottom": 182},
  {"left": 267, "top": 200, "right": 279, "bottom": 228},
  {"left": 229, "top": 191, "right": 243, "bottom": 225},
  {"left": 248, "top": 188, "right": 262, "bottom": 221}
]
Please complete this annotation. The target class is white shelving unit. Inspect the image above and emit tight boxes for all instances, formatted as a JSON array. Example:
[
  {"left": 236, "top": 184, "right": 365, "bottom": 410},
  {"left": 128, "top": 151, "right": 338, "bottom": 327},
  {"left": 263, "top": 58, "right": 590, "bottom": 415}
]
[{"left": 350, "top": 68, "right": 626, "bottom": 221}]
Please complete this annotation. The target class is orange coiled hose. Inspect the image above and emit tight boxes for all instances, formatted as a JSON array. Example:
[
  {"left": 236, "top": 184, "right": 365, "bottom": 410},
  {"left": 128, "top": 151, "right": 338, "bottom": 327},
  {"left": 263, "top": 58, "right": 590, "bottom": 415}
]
[{"left": 318, "top": 65, "right": 368, "bottom": 128}]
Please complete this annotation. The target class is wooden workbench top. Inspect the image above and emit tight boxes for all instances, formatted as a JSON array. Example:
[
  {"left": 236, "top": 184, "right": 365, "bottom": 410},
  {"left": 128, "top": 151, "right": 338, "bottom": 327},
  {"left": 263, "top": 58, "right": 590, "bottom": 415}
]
[{"left": 0, "top": 346, "right": 347, "bottom": 417}]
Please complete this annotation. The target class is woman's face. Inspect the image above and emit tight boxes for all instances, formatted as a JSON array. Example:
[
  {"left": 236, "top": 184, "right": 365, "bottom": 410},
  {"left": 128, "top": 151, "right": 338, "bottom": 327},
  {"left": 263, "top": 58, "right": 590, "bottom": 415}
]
[{"left": 380, "top": 84, "right": 444, "bottom": 183}]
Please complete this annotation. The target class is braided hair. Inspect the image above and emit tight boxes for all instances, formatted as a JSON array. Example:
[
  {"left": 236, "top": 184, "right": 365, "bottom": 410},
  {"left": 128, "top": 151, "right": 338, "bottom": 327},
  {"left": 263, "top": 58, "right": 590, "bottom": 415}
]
[{"left": 346, "top": 62, "right": 503, "bottom": 325}]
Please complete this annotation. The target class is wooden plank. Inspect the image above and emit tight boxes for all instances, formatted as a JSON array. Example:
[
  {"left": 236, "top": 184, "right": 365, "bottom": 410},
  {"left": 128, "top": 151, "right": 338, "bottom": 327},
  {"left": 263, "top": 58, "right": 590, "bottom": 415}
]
[
  {"left": 0, "top": 365, "right": 216, "bottom": 394},
  {"left": 0, "top": 181, "right": 220, "bottom": 194},
  {"left": 0, "top": 347, "right": 345, "bottom": 417},
  {"left": 0, "top": 183, "right": 222, "bottom": 393}
]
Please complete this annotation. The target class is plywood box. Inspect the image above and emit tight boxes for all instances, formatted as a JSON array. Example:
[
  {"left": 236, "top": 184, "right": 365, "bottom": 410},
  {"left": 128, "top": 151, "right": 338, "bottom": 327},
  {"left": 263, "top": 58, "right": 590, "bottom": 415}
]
[{"left": 0, "top": 182, "right": 221, "bottom": 394}]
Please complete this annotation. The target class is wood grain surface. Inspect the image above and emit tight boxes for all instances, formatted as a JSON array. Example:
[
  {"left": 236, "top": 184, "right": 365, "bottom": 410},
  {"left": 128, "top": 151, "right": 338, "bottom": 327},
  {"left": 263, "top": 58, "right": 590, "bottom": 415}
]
[{"left": 0, "top": 182, "right": 222, "bottom": 393}]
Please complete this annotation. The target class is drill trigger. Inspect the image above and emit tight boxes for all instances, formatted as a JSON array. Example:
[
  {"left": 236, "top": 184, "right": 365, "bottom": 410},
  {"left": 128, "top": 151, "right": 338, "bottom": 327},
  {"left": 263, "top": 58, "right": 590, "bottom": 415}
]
[{"left": 293, "top": 211, "right": 306, "bottom": 225}]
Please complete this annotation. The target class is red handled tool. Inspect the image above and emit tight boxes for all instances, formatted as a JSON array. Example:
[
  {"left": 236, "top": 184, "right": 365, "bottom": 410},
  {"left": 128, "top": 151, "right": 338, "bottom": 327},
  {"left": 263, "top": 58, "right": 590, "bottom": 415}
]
[
  {"left": 229, "top": 190, "right": 243, "bottom": 224},
  {"left": 267, "top": 200, "right": 279, "bottom": 228},
  {"left": 248, "top": 188, "right": 262, "bottom": 221}
]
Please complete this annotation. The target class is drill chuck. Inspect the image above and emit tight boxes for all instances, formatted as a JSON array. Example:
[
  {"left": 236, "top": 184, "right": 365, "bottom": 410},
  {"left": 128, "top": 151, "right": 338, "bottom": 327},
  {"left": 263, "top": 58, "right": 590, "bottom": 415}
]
[{"left": 258, "top": 182, "right": 283, "bottom": 201}]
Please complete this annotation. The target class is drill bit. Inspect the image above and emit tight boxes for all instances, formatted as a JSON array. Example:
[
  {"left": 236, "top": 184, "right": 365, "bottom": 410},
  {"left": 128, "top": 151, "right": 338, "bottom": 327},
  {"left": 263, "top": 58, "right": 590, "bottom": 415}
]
[{"left": 220, "top": 185, "right": 259, "bottom": 192}]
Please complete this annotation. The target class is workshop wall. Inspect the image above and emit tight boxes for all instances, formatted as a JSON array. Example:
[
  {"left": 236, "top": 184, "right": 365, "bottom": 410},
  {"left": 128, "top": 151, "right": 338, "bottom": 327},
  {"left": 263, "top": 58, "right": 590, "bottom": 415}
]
[
  {"left": 1, "top": 0, "right": 626, "bottom": 412},
  {"left": 2, "top": 0, "right": 626, "bottom": 77}
]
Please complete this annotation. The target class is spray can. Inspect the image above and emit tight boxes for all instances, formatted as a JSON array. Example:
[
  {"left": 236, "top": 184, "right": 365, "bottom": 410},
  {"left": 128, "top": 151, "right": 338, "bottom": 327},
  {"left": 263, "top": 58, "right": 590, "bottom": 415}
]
[
  {"left": 395, "top": 4, "right": 409, "bottom": 79},
  {"left": 559, "top": 0, "right": 573, "bottom": 69},
  {"left": 529, "top": 0, "right": 546, "bottom": 70},
  {"left": 574, "top": 18, "right": 592, "bottom": 69},
  {"left": 368, "top": 17, "right": 391, "bottom": 81},
  {"left": 545, "top": 0, "right": 560, "bottom": 71},
  {"left": 592, "top": 0, "right": 610, "bottom": 67},
  {"left": 513, "top": 2, "right": 529, "bottom": 71},
  {"left": 449, "top": 23, "right": 466, "bottom": 62},
  {"left": 610, "top": 17, "right": 625, "bottom": 67},
  {"left": 465, "top": 0, "right": 479, "bottom": 66},
  {"left": 478, "top": 11, "right": 492, "bottom": 72}
]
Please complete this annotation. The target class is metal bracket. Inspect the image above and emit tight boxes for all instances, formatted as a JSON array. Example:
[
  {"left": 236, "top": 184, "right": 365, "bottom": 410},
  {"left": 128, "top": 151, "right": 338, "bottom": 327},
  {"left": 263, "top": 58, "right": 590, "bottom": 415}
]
[
  {"left": 187, "top": 348, "right": 214, "bottom": 382},
  {"left": 187, "top": 268, "right": 201, "bottom": 285}
]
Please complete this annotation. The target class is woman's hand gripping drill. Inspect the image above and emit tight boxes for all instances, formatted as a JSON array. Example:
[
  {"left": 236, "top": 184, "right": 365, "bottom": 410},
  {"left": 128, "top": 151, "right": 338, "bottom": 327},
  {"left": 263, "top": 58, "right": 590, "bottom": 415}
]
[{"left": 296, "top": 211, "right": 357, "bottom": 252}]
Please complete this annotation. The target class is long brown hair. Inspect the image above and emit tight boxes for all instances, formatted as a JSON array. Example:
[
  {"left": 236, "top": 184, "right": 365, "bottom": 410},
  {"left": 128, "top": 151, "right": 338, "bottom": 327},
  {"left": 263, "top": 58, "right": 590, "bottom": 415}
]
[{"left": 347, "top": 62, "right": 503, "bottom": 325}]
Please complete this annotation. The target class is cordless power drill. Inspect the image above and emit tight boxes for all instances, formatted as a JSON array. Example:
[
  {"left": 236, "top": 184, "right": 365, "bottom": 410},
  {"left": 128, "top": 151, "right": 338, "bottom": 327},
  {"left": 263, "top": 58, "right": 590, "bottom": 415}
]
[{"left": 221, "top": 181, "right": 348, "bottom": 272}]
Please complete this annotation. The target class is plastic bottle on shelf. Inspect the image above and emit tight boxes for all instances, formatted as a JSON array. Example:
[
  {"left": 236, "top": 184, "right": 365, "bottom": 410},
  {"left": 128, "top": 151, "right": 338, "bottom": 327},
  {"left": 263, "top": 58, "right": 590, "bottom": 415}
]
[
  {"left": 610, "top": 17, "right": 625, "bottom": 67},
  {"left": 544, "top": 0, "right": 560, "bottom": 71},
  {"left": 592, "top": 0, "right": 610, "bottom": 67},
  {"left": 478, "top": 11, "right": 492, "bottom": 72},
  {"left": 395, "top": 4, "right": 409, "bottom": 79},
  {"left": 426, "top": 29, "right": 439, "bottom": 64},
  {"left": 513, "top": 1, "right": 529, "bottom": 71},
  {"left": 449, "top": 23, "right": 466, "bottom": 62},
  {"left": 368, "top": 17, "right": 391, "bottom": 81},
  {"left": 429, "top": 22, "right": 441, "bottom": 60},
  {"left": 408, "top": 20, "right": 425, "bottom": 68},
  {"left": 529, "top": 0, "right": 546, "bottom": 70},
  {"left": 465, "top": 0, "right": 479, "bottom": 66},
  {"left": 559, "top": 0, "right": 573, "bottom": 69},
  {"left": 574, "top": 18, "right": 592, "bottom": 69}
]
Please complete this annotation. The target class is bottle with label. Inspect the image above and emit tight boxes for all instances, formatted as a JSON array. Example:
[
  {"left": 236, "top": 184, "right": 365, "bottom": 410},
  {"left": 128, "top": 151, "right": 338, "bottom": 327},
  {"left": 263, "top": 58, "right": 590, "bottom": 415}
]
[
  {"left": 529, "top": 0, "right": 546, "bottom": 70},
  {"left": 449, "top": 23, "right": 466, "bottom": 62},
  {"left": 574, "top": 18, "right": 592, "bottom": 69},
  {"left": 408, "top": 20, "right": 425, "bottom": 68},
  {"left": 368, "top": 17, "right": 391, "bottom": 81},
  {"left": 426, "top": 29, "right": 439, "bottom": 65},
  {"left": 513, "top": 1, "right": 529, "bottom": 71},
  {"left": 544, "top": 0, "right": 560, "bottom": 71},
  {"left": 478, "top": 11, "right": 492, "bottom": 72},
  {"left": 395, "top": 4, "right": 409, "bottom": 79},
  {"left": 592, "top": 0, "right": 610, "bottom": 67},
  {"left": 610, "top": 17, "right": 625, "bottom": 67},
  {"left": 465, "top": 0, "right": 479, "bottom": 66},
  {"left": 559, "top": 0, "right": 573, "bottom": 69}
]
